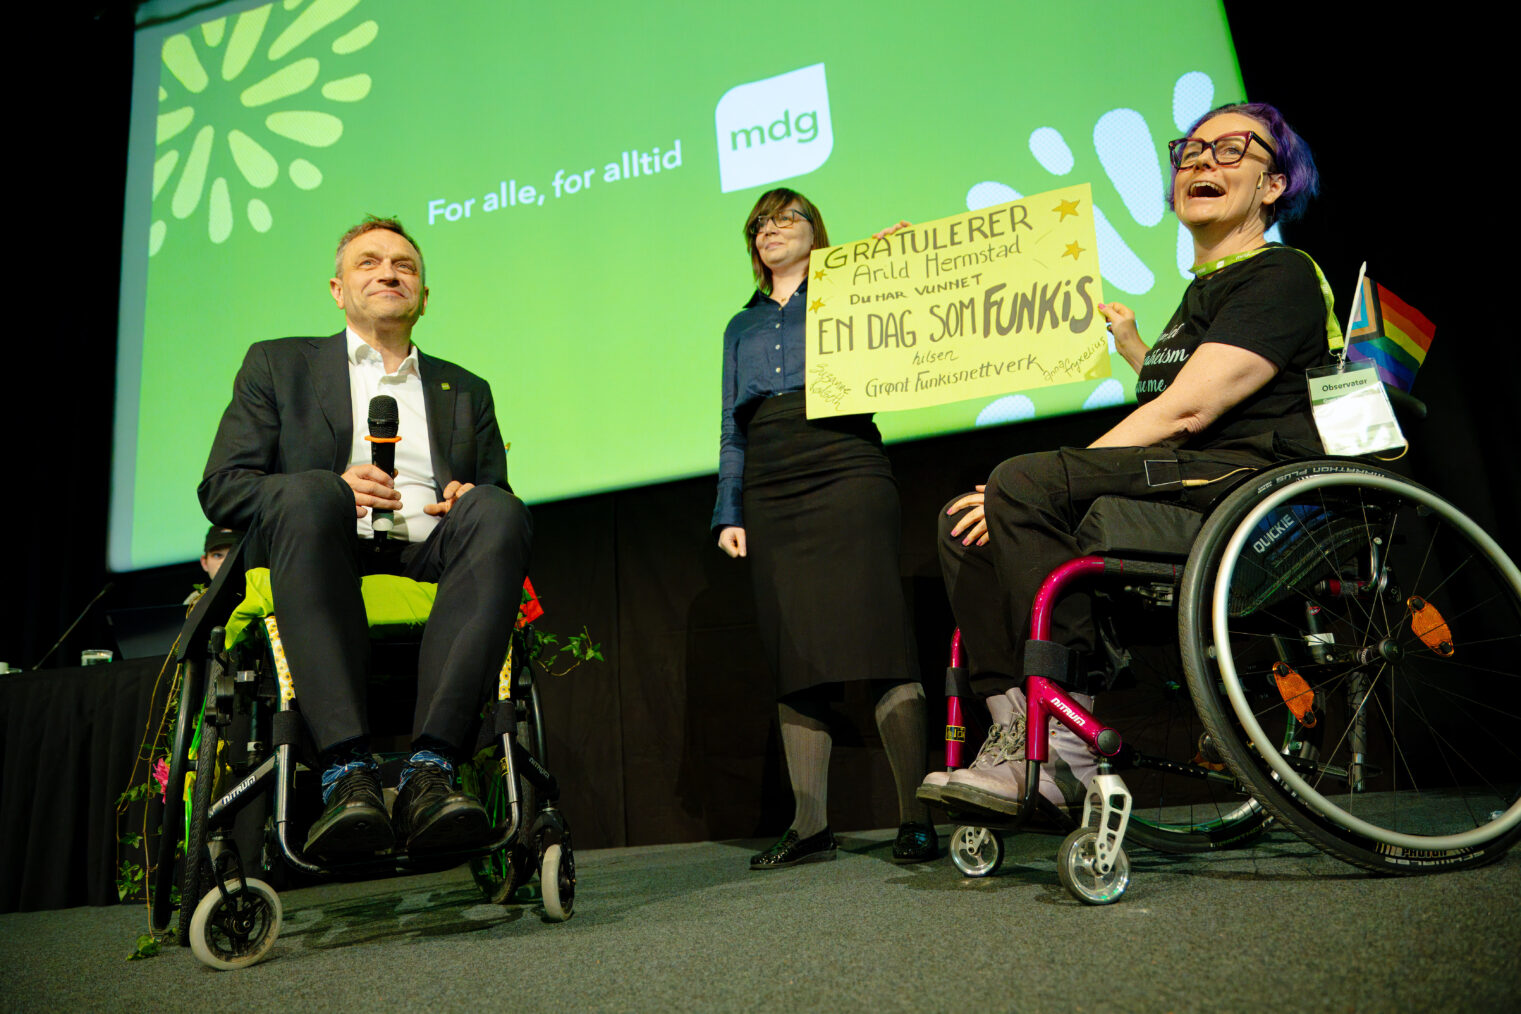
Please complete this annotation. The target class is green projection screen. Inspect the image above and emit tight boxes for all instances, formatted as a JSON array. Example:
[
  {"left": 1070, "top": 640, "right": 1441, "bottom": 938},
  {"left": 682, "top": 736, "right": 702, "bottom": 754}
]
[{"left": 113, "top": 0, "right": 1247, "bottom": 570}]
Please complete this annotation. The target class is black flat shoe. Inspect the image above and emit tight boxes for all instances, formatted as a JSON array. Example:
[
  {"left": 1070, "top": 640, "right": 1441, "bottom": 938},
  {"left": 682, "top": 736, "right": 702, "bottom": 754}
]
[
  {"left": 750, "top": 827, "right": 837, "bottom": 870},
  {"left": 394, "top": 763, "right": 491, "bottom": 852},
  {"left": 305, "top": 768, "right": 394, "bottom": 857},
  {"left": 891, "top": 821, "right": 938, "bottom": 864}
]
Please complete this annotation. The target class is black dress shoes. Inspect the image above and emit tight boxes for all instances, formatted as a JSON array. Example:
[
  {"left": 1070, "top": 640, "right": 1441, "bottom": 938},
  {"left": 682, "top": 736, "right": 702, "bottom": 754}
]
[
  {"left": 393, "top": 763, "right": 491, "bottom": 852},
  {"left": 890, "top": 821, "right": 939, "bottom": 864},
  {"left": 305, "top": 767, "right": 394, "bottom": 857},
  {"left": 750, "top": 827, "right": 838, "bottom": 870}
]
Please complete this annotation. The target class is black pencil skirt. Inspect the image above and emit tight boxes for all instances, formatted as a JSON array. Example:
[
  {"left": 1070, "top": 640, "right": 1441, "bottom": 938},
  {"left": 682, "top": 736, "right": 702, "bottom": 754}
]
[{"left": 741, "top": 392, "right": 917, "bottom": 698}]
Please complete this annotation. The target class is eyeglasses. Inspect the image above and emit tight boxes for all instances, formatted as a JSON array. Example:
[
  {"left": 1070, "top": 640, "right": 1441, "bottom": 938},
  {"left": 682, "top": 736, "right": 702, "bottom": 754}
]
[
  {"left": 749, "top": 208, "right": 812, "bottom": 235},
  {"left": 1167, "top": 131, "right": 1276, "bottom": 170}
]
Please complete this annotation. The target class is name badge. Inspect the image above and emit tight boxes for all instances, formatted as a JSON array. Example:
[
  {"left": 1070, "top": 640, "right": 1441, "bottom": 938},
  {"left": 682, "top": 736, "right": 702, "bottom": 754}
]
[{"left": 1307, "top": 362, "right": 1405, "bottom": 456}]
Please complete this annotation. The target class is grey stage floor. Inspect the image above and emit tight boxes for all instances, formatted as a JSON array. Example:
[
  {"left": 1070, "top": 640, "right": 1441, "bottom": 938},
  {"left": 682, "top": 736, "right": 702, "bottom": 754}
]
[{"left": 3, "top": 824, "right": 1519, "bottom": 1013}]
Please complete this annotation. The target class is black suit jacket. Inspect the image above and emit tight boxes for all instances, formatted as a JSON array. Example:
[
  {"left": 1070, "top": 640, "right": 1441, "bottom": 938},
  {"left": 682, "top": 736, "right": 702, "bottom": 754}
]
[{"left": 199, "top": 333, "right": 509, "bottom": 531}]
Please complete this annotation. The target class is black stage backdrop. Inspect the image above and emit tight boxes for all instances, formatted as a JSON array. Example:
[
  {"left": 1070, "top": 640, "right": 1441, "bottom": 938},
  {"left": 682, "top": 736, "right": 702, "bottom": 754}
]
[{"left": 2, "top": 5, "right": 1503, "bottom": 910}]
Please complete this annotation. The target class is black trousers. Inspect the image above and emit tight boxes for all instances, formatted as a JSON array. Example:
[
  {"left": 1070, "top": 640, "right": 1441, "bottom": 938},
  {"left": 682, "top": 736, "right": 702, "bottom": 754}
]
[
  {"left": 246, "top": 471, "right": 532, "bottom": 754},
  {"left": 939, "top": 445, "right": 1270, "bottom": 692}
]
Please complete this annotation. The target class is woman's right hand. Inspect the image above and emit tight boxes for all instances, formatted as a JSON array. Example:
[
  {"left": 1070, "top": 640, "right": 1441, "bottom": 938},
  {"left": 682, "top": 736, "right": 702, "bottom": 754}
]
[
  {"left": 1098, "top": 301, "right": 1146, "bottom": 372},
  {"left": 873, "top": 220, "right": 913, "bottom": 239},
  {"left": 718, "top": 526, "right": 747, "bottom": 558},
  {"left": 947, "top": 485, "right": 989, "bottom": 546}
]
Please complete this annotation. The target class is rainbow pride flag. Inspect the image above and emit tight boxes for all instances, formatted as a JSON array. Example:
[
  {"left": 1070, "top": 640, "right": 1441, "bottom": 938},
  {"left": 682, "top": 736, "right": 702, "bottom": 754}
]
[{"left": 1344, "top": 273, "right": 1436, "bottom": 391}]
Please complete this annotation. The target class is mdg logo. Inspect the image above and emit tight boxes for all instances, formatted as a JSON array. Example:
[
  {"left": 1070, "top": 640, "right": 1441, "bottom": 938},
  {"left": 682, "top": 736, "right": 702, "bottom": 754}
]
[{"left": 714, "top": 63, "right": 833, "bottom": 193}]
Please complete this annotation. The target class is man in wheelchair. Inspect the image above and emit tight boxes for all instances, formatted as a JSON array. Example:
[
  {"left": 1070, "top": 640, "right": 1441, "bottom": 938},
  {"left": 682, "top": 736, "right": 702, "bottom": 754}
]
[
  {"left": 198, "top": 214, "right": 532, "bottom": 859},
  {"left": 931, "top": 102, "right": 1337, "bottom": 817}
]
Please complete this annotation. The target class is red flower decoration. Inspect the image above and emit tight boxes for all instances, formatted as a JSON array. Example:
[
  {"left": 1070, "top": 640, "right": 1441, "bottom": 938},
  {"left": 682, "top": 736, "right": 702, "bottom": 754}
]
[
  {"left": 151, "top": 759, "right": 170, "bottom": 802},
  {"left": 517, "top": 578, "right": 545, "bottom": 629}
]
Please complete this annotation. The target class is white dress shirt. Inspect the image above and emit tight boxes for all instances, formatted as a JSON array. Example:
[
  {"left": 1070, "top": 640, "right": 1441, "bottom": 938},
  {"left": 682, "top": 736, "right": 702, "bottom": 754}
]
[{"left": 344, "top": 328, "right": 440, "bottom": 543}]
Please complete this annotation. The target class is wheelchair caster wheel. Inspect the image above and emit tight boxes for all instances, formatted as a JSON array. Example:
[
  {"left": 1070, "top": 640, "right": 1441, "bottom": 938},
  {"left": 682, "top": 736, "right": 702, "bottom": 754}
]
[
  {"left": 949, "top": 825, "right": 1004, "bottom": 878},
  {"left": 540, "top": 843, "right": 575, "bottom": 922},
  {"left": 188, "top": 878, "right": 282, "bottom": 970},
  {"left": 1057, "top": 829, "right": 1129, "bottom": 905}
]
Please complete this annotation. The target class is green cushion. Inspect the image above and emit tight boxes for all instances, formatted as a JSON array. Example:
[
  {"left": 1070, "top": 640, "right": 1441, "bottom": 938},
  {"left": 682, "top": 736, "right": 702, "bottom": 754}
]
[{"left": 225, "top": 567, "right": 438, "bottom": 647}]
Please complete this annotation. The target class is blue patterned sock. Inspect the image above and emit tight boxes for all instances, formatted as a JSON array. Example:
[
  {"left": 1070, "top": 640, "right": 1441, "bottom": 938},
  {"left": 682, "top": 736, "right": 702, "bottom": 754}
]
[
  {"left": 319, "top": 757, "right": 377, "bottom": 804},
  {"left": 397, "top": 748, "right": 454, "bottom": 791}
]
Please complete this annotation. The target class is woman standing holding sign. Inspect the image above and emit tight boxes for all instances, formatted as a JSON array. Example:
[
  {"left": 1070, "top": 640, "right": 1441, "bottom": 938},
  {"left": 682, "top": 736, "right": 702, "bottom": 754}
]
[
  {"left": 714, "top": 188, "right": 936, "bottom": 869},
  {"left": 929, "top": 102, "right": 1337, "bottom": 817}
]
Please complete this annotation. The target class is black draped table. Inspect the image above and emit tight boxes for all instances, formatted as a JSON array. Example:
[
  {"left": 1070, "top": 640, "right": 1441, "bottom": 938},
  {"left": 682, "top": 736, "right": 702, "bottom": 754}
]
[{"left": 0, "top": 658, "right": 170, "bottom": 912}]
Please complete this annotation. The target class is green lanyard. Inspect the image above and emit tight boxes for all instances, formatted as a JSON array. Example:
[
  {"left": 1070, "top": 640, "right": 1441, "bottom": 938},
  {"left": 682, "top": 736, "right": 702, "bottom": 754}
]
[{"left": 1191, "top": 244, "right": 1344, "bottom": 353}]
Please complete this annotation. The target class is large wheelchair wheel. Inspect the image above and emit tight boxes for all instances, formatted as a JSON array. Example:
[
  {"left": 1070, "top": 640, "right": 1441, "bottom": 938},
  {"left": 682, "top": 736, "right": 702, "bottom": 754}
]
[
  {"left": 469, "top": 658, "right": 546, "bottom": 904},
  {"left": 1099, "top": 668, "right": 1269, "bottom": 854},
  {"left": 152, "top": 660, "right": 203, "bottom": 936},
  {"left": 179, "top": 688, "right": 222, "bottom": 943},
  {"left": 1181, "top": 460, "right": 1521, "bottom": 873}
]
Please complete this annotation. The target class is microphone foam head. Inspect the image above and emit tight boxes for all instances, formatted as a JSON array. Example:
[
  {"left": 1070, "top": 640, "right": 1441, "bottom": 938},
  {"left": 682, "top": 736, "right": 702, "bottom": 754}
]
[{"left": 368, "top": 394, "right": 399, "bottom": 438}]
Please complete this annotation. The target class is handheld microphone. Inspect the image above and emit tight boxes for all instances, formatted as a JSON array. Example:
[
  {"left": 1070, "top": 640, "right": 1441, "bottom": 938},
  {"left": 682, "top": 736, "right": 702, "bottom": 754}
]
[{"left": 366, "top": 394, "right": 400, "bottom": 543}]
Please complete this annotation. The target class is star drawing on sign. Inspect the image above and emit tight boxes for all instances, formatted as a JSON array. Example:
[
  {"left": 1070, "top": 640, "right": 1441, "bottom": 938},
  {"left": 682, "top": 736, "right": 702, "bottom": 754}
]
[
  {"left": 1063, "top": 241, "right": 1085, "bottom": 261},
  {"left": 809, "top": 298, "right": 825, "bottom": 312},
  {"left": 813, "top": 268, "right": 827, "bottom": 281},
  {"left": 1054, "top": 198, "right": 1080, "bottom": 220}
]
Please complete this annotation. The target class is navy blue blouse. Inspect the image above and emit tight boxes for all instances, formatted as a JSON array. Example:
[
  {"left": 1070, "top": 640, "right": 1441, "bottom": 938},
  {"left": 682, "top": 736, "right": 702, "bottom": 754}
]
[{"left": 712, "top": 281, "right": 809, "bottom": 532}]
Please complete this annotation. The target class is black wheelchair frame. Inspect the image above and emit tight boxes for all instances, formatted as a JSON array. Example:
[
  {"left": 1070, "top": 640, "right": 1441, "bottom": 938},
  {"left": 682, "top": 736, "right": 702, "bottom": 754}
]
[{"left": 152, "top": 545, "right": 574, "bottom": 968}]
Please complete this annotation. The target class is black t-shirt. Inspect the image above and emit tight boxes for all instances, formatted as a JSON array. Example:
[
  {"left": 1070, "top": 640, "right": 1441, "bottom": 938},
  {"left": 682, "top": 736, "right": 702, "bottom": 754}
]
[{"left": 1135, "top": 245, "right": 1331, "bottom": 455}]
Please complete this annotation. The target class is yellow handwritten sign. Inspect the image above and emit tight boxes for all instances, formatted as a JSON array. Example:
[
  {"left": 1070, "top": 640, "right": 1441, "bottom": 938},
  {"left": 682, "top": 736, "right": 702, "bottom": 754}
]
[{"left": 804, "top": 183, "right": 1107, "bottom": 418}]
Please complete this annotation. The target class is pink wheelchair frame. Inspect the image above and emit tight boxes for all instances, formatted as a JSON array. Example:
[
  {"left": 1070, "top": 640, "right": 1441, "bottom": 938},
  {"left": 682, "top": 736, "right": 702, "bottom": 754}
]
[{"left": 940, "top": 555, "right": 1185, "bottom": 903}]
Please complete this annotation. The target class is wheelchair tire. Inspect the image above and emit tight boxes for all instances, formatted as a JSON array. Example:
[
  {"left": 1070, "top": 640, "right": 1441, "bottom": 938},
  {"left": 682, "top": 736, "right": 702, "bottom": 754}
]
[
  {"left": 949, "top": 825, "right": 1004, "bottom": 877},
  {"left": 1125, "top": 799, "right": 1267, "bottom": 854},
  {"left": 180, "top": 689, "right": 221, "bottom": 943},
  {"left": 189, "top": 877, "right": 282, "bottom": 971},
  {"left": 152, "top": 660, "right": 203, "bottom": 936},
  {"left": 1057, "top": 829, "right": 1129, "bottom": 905},
  {"left": 1098, "top": 672, "right": 1270, "bottom": 854},
  {"left": 1180, "top": 459, "right": 1521, "bottom": 874},
  {"left": 540, "top": 842, "right": 574, "bottom": 922}
]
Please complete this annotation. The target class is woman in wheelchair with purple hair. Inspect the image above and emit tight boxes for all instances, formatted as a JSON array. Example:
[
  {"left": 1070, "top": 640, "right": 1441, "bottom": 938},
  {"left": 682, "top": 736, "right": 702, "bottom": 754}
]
[{"left": 925, "top": 101, "right": 1339, "bottom": 817}]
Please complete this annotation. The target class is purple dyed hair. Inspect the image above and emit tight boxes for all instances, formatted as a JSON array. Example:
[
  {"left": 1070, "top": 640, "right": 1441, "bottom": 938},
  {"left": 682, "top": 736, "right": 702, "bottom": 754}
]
[{"left": 1167, "top": 102, "right": 1319, "bottom": 224}]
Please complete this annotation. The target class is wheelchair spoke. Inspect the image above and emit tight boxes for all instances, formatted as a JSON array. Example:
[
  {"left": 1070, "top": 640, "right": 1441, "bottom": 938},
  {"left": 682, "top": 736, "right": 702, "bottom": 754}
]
[
  {"left": 1383, "top": 650, "right": 1521, "bottom": 686},
  {"left": 1354, "top": 485, "right": 1400, "bottom": 644},
  {"left": 1397, "top": 662, "right": 1521, "bottom": 782},
  {"left": 1390, "top": 674, "right": 1500, "bottom": 830}
]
